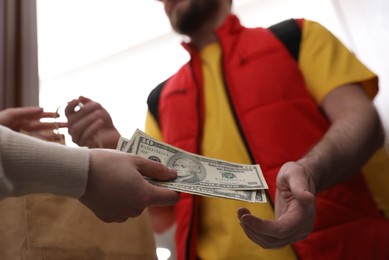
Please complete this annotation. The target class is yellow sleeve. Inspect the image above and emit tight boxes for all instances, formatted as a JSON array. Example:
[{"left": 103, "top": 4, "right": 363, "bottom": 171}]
[
  {"left": 145, "top": 110, "right": 163, "bottom": 141},
  {"left": 363, "top": 146, "right": 389, "bottom": 218},
  {"left": 299, "top": 20, "right": 378, "bottom": 103},
  {"left": 299, "top": 20, "right": 389, "bottom": 218}
]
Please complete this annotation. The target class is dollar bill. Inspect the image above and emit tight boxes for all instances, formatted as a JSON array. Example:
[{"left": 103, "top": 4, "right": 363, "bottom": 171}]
[
  {"left": 117, "top": 129, "right": 268, "bottom": 203},
  {"left": 116, "top": 136, "right": 130, "bottom": 151},
  {"left": 118, "top": 134, "right": 137, "bottom": 153},
  {"left": 150, "top": 180, "right": 266, "bottom": 203}
]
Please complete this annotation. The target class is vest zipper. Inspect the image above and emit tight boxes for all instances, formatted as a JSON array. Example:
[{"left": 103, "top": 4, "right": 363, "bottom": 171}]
[
  {"left": 184, "top": 59, "right": 203, "bottom": 260},
  {"left": 221, "top": 58, "right": 275, "bottom": 208}
]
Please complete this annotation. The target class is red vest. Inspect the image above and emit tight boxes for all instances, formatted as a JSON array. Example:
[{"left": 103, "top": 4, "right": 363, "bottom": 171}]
[{"left": 148, "top": 15, "right": 389, "bottom": 260}]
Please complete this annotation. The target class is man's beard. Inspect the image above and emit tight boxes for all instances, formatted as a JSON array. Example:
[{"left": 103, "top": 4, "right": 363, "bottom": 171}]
[{"left": 173, "top": 0, "right": 220, "bottom": 35}]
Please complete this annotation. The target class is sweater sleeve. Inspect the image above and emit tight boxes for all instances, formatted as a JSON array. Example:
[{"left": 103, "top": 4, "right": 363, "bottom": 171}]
[{"left": 0, "top": 125, "right": 89, "bottom": 200}]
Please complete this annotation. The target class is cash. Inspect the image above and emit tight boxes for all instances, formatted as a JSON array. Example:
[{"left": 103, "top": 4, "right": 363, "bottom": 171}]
[{"left": 117, "top": 129, "right": 268, "bottom": 203}]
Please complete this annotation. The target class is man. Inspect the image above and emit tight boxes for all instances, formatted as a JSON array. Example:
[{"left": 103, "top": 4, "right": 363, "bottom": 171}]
[
  {"left": 65, "top": 1, "right": 389, "bottom": 259},
  {"left": 143, "top": 0, "right": 389, "bottom": 259}
]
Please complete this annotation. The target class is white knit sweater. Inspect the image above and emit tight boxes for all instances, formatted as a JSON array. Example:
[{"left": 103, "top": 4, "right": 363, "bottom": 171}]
[{"left": 0, "top": 125, "right": 89, "bottom": 200}]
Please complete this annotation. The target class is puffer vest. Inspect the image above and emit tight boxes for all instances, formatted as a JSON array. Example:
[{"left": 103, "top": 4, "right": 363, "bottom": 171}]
[{"left": 148, "top": 15, "right": 389, "bottom": 260}]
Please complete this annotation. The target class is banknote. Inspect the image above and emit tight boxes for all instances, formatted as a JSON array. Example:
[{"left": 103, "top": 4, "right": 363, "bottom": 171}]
[
  {"left": 150, "top": 180, "right": 266, "bottom": 203},
  {"left": 132, "top": 130, "right": 267, "bottom": 190},
  {"left": 117, "top": 129, "right": 268, "bottom": 203},
  {"left": 117, "top": 135, "right": 137, "bottom": 153},
  {"left": 116, "top": 136, "right": 130, "bottom": 151}
]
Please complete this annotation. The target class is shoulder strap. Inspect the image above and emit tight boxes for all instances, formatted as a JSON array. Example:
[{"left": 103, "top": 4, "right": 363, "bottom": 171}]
[
  {"left": 268, "top": 19, "right": 302, "bottom": 61},
  {"left": 147, "top": 79, "right": 168, "bottom": 126}
]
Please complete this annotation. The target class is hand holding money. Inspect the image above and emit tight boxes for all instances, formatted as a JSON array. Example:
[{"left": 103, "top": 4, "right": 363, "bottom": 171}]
[{"left": 117, "top": 129, "right": 268, "bottom": 203}]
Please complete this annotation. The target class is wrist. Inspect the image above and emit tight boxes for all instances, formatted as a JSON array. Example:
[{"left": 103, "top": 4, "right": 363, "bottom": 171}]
[{"left": 296, "top": 156, "right": 322, "bottom": 193}]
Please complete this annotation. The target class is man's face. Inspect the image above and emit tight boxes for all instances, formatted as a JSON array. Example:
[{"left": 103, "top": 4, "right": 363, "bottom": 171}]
[{"left": 160, "top": 0, "right": 220, "bottom": 35}]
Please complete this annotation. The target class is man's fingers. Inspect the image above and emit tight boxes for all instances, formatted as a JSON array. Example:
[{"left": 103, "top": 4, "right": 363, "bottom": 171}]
[
  {"left": 237, "top": 207, "right": 251, "bottom": 220},
  {"left": 65, "top": 99, "right": 82, "bottom": 117},
  {"left": 240, "top": 221, "right": 295, "bottom": 249},
  {"left": 146, "top": 183, "right": 180, "bottom": 206},
  {"left": 133, "top": 156, "right": 179, "bottom": 205},
  {"left": 240, "top": 222, "right": 271, "bottom": 248},
  {"left": 78, "top": 96, "right": 92, "bottom": 103},
  {"left": 134, "top": 156, "right": 177, "bottom": 180},
  {"left": 240, "top": 212, "right": 305, "bottom": 240},
  {"left": 76, "top": 119, "right": 104, "bottom": 146}
]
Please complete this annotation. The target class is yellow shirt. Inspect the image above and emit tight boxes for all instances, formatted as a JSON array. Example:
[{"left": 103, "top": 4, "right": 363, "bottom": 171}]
[
  {"left": 197, "top": 42, "right": 295, "bottom": 260},
  {"left": 146, "top": 19, "right": 383, "bottom": 260}
]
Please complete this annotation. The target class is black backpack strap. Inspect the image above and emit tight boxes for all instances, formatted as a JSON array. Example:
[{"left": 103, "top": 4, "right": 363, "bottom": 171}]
[
  {"left": 268, "top": 19, "right": 302, "bottom": 61},
  {"left": 147, "top": 79, "right": 168, "bottom": 125}
]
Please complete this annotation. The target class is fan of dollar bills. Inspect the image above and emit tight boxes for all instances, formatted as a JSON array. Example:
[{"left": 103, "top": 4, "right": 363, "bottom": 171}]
[{"left": 116, "top": 129, "right": 268, "bottom": 203}]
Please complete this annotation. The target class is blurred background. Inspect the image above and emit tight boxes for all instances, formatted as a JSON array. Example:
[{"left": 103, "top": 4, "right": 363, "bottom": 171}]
[
  {"left": 1, "top": 0, "right": 388, "bottom": 259},
  {"left": 36, "top": 0, "right": 389, "bottom": 147}
]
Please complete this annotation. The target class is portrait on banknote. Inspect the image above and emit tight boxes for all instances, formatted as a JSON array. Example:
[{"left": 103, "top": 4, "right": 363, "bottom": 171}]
[{"left": 167, "top": 153, "right": 206, "bottom": 184}]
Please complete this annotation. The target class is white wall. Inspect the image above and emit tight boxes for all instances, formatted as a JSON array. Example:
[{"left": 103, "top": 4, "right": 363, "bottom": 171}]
[
  {"left": 38, "top": 0, "right": 345, "bottom": 145},
  {"left": 37, "top": 0, "right": 188, "bottom": 144},
  {"left": 331, "top": 0, "right": 389, "bottom": 145}
]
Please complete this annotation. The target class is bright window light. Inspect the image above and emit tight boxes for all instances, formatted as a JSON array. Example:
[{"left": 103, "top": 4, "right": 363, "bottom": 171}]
[
  {"left": 156, "top": 247, "right": 171, "bottom": 260},
  {"left": 36, "top": 0, "right": 338, "bottom": 145},
  {"left": 36, "top": 0, "right": 188, "bottom": 145}
]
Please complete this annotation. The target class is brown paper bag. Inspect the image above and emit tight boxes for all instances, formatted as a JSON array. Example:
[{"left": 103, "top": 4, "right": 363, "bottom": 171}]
[{"left": 0, "top": 194, "right": 157, "bottom": 260}]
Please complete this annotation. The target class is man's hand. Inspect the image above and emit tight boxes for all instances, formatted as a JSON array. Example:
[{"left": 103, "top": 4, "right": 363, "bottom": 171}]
[
  {"left": 80, "top": 149, "right": 180, "bottom": 223},
  {"left": 238, "top": 162, "right": 316, "bottom": 248},
  {"left": 65, "top": 96, "right": 121, "bottom": 148}
]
